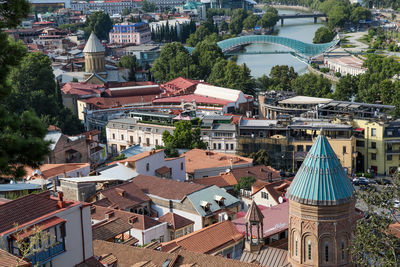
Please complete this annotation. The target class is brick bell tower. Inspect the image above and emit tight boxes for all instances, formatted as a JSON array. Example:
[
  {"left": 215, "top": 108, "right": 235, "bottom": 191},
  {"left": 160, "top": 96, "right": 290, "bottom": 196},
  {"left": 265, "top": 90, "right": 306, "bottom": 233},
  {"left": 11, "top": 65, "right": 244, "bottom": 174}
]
[{"left": 286, "top": 131, "right": 356, "bottom": 267}]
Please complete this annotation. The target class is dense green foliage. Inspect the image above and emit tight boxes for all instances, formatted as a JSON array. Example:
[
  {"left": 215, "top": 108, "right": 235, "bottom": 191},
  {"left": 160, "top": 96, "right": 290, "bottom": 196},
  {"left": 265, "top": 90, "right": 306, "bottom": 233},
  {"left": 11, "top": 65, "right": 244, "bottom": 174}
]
[
  {"left": 208, "top": 59, "right": 256, "bottom": 95},
  {"left": 229, "top": 9, "right": 248, "bottom": 34},
  {"left": 152, "top": 20, "right": 197, "bottom": 43},
  {"left": 257, "top": 65, "right": 332, "bottom": 98},
  {"left": 259, "top": 9, "right": 279, "bottom": 30},
  {"left": 141, "top": 0, "right": 157, "bottom": 12},
  {"left": 6, "top": 52, "right": 84, "bottom": 135},
  {"left": 233, "top": 176, "right": 256, "bottom": 196},
  {"left": 118, "top": 55, "right": 140, "bottom": 81},
  {"left": 85, "top": 11, "right": 113, "bottom": 40},
  {"left": 351, "top": 174, "right": 400, "bottom": 266},
  {"left": 160, "top": 120, "right": 206, "bottom": 157},
  {"left": 313, "top": 27, "right": 335, "bottom": 43},
  {"left": 0, "top": 0, "right": 51, "bottom": 180},
  {"left": 243, "top": 14, "right": 259, "bottom": 30},
  {"left": 249, "top": 149, "right": 270, "bottom": 166}
]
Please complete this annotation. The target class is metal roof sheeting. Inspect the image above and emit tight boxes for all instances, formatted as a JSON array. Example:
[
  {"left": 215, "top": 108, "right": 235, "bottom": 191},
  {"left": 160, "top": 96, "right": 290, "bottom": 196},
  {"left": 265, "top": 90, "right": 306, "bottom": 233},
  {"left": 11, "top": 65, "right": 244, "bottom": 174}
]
[
  {"left": 83, "top": 32, "right": 105, "bottom": 53},
  {"left": 286, "top": 133, "right": 354, "bottom": 206}
]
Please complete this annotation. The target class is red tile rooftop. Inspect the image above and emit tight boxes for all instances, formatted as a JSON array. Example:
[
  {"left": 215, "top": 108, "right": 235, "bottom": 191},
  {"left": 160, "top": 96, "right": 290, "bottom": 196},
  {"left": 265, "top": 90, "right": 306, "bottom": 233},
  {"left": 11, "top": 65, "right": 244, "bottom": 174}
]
[
  {"left": 61, "top": 82, "right": 104, "bottom": 96},
  {"left": 232, "top": 201, "right": 289, "bottom": 238},
  {"left": 159, "top": 212, "right": 194, "bottom": 230},
  {"left": 153, "top": 94, "right": 230, "bottom": 106},
  {"left": 80, "top": 94, "right": 156, "bottom": 109}
]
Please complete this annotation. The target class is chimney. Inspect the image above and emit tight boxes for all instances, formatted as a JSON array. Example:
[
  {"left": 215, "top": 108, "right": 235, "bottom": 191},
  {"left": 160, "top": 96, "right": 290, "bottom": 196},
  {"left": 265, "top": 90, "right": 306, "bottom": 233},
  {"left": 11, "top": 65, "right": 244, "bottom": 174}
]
[
  {"left": 105, "top": 211, "right": 114, "bottom": 219},
  {"left": 53, "top": 179, "right": 57, "bottom": 192},
  {"left": 57, "top": 192, "right": 65, "bottom": 208},
  {"left": 230, "top": 158, "right": 233, "bottom": 170}
]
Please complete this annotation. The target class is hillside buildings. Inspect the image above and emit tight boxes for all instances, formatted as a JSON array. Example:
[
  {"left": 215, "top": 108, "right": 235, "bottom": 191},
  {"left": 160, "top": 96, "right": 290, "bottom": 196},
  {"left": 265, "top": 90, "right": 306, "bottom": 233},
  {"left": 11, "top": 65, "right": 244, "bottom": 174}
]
[
  {"left": 71, "top": 0, "right": 142, "bottom": 15},
  {"left": 109, "top": 22, "right": 151, "bottom": 45}
]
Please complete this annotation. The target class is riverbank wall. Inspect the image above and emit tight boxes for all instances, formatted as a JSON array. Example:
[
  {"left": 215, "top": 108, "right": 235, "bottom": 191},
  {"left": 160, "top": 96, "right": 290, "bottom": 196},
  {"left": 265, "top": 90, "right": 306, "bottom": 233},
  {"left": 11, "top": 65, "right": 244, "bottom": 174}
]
[{"left": 307, "top": 65, "right": 340, "bottom": 84}]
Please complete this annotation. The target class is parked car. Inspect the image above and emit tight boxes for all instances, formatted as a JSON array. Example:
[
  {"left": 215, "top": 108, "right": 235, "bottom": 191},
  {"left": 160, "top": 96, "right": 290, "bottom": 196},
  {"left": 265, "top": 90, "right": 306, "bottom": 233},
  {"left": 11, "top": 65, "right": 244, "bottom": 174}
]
[
  {"left": 353, "top": 177, "right": 369, "bottom": 186},
  {"left": 394, "top": 199, "right": 400, "bottom": 209},
  {"left": 375, "top": 178, "right": 392, "bottom": 185}
]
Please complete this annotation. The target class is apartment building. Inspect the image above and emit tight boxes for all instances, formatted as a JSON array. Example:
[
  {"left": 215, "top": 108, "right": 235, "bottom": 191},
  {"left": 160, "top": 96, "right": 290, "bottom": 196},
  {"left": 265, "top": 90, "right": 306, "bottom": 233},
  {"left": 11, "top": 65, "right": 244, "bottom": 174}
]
[
  {"left": 109, "top": 22, "right": 151, "bottom": 45},
  {"left": 0, "top": 191, "right": 93, "bottom": 267},
  {"left": 106, "top": 118, "right": 174, "bottom": 154},
  {"left": 353, "top": 119, "right": 400, "bottom": 175},
  {"left": 201, "top": 115, "right": 238, "bottom": 154}
]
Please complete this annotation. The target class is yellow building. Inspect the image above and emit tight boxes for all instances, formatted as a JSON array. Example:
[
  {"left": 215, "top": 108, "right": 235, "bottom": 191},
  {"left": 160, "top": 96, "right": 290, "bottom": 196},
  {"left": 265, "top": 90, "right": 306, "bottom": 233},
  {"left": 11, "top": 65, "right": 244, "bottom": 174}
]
[{"left": 352, "top": 119, "right": 400, "bottom": 175}]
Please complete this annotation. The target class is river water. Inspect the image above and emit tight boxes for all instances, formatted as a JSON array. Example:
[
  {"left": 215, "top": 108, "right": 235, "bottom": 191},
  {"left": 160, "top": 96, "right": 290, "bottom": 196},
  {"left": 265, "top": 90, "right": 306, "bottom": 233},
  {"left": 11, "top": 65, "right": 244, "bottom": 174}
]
[{"left": 235, "top": 8, "right": 323, "bottom": 78}]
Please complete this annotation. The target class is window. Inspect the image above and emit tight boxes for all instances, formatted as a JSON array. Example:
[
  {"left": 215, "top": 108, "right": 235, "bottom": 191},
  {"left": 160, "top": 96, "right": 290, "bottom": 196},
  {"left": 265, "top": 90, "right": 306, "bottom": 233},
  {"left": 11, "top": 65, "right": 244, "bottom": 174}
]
[
  {"left": 297, "top": 145, "right": 304, "bottom": 152},
  {"left": 159, "top": 235, "right": 164, "bottom": 242},
  {"left": 387, "top": 155, "right": 392, "bottom": 161},
  {"left": 343, "top": 146, "right": 346, "bottom": 154},
  {"left": 341, "top": 241, "right": 345, "bottom": 260},
  {"left": 146, "top": 138, "right": 150, "bottom": 145},
  {"left": 308, "top": 241, "right": 312, "bottom": 260},
  {"left": 388, "top": 130, "right": 393, "bottom": 136},
  {"left": 371, "top": 128, "right": 376, "bottom": 136},
  {"left": 180, "top": 162, "right": 184, "bottom": 170},
  {"left": 130, "top": 136, "right": 133, "bottom": 143},
  {"left": 261, "top": 191, "right": 269, "bottom": 199},
  {"left": 155, "top": 139, "right": 158, "bottom": 146},
  {"left": 306, "top": 145, "right": 312, "bottom": 152},
  {"left": 218, "top": 143, "right": 221, "bottom": 150},
  {"left": 371, "top": 142, "right": 376, "bottom": 149},
  {"left": 121, "top": 134, "right": 124, "bottom": 141},
  {"left": 112, "top": 133, "right": 115, "bottom": 139},
  {"left": 213, "top": 143, "right": 216, "bottom": 149},
  {"left": 371, "top": 153, "right": 376, "bottom": 160},
  {"left": 325, "top": 242, "right": 329, "bottom": 262},
  {"left": 295, "top": 238, "right": 298, "bottom": 256},
  {"left": 169, "top": 200, "right": 173, "bottom": 209},
  {"left": 146, "top": 163, "right": 150, "bottom": 171},
  {"left": 356, "top": 140, "right": 365, "bottom": 147},
  {"left": 226, "top": 144, "right": 229, "bottom": 150},
  {"left": 138, "top": 137, "right": 141, "bottom": 144},
  {"left": 230, "top": 144, "right": 234, "bottom": 150},
  {"left": 120, "top": 146, "right": 126, "bottom": 151}
]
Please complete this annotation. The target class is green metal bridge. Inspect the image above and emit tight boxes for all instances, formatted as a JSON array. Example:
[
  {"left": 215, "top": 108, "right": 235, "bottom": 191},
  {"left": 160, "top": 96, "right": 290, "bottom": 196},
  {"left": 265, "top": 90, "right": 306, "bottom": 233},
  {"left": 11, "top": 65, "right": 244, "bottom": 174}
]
[{"left": 186, "top": 35, "right": 340, "bottom": 60}]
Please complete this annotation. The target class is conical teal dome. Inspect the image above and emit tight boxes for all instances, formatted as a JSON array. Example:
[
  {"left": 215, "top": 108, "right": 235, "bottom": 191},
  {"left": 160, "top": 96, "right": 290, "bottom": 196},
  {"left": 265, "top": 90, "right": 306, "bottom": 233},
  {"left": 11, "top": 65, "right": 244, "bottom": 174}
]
[{"left": 287, "top": 133, "right": 354, "bottom": 206}]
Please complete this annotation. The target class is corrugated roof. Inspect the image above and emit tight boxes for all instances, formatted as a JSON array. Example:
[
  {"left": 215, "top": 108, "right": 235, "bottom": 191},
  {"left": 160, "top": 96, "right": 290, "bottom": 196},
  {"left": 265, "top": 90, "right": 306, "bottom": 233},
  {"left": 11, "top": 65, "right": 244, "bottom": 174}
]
[
  {"left": 83, "top": 32, "right": 105, "bottom": 53},
  {"left": 195, "top": 84, "right": 241, "bottom": 102},
  {"left": 240, "top": 246, "right": 290, "bottom": 267},
  {"left": 279, "top": 95, "right": 332, "bottom": 105},
  {"left": 286, "top": 133, "right": 354, "bottom": 206}
]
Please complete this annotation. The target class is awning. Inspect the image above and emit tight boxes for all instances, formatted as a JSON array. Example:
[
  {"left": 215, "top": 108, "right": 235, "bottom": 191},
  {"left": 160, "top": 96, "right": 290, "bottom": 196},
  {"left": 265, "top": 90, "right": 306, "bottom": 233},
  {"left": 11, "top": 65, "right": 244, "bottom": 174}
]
[{"left": 354, "top": 128, "right": 364, "bottom": 132}]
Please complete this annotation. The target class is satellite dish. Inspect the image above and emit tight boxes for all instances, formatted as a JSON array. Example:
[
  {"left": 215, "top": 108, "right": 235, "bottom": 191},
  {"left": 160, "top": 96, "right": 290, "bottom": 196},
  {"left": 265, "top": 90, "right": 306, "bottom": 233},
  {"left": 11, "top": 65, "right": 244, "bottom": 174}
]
[
  {"left": 225, "top": 169, "right": 231, "bottom": 173},
  {"left": 278, "top": 196, "right": 283, "bottom": 204}
]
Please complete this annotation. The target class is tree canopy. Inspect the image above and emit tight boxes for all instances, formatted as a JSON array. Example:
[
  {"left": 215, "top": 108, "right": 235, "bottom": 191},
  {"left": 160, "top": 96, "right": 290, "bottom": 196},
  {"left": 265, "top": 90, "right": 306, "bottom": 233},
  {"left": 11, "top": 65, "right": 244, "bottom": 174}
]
[
  {"left": 161, "top": 120, "right": 207, "bottom": 157},
  {"left": 141, "top": 0, "right": 157, "bottom": 12},
  {"left": 118, "top": 55, "right": 140, "bottom": 81},
  {"left": 259, "top": 9, "right": 279, "bottom": 30},
  {"left": 233, "top": 176, "right": 256, "bottom": 196},
  {"left": 85, "top": 11, "right": 113, "bottom": 41},
  {"left": 249, "top": 149, "right": 270, "bottom": 166},
  {"left": 0, "top": 0, "right": 50, "bottom": 180},
  {"left": 313, "top": 27, "right": 335, "bottom": 44},
  {"left": 292, "top": 73, "right": 332, "bottom": 97}
]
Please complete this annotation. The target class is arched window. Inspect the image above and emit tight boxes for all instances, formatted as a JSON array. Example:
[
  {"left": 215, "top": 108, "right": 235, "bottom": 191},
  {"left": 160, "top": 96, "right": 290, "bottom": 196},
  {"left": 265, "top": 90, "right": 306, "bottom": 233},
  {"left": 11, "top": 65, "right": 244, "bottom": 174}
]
[
  {"left": 325, "top": 242, "right": 329, "bottom": 262},
  {"left": 295, "top": 238, "right": 298, "bottom": 256},
  {"left": 308, "top": 241, "right": 312, "bottom": 260}
]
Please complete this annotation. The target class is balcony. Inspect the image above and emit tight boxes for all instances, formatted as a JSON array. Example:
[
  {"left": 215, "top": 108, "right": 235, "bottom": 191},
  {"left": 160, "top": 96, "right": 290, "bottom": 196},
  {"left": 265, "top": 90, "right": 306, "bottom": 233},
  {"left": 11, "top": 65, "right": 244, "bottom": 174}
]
[
  {"left": 27, "top": 241, "right": 65, "bottom": 266},
  {"left": 387, "top": 150, "right": 400, "bottom": 155}
]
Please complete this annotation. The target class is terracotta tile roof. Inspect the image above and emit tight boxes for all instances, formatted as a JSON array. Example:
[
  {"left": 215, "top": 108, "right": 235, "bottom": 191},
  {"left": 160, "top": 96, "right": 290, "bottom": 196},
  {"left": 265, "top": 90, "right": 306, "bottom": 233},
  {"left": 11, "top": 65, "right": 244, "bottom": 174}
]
[
  {"left": 153, "top": 94, "right": 230, "bottom": 106},
  {"left": 230, "top": 165, "right": 280, "bottom": 182},
  {"left": 159, "top": 212, "right": 194, "bottom": 230},
  {"left": 94, "top": 181, "right": 151, "bottom": 210},
  {"left": 75, "top": 256, "right": 105, "bottom": 267},
  {"left": 25, "top": 163, "right": 90, "bottom": 180},
  {"left": 184, "top": 149, "right": 252, "bottom": 174},
  {"left": 80, "top": 95, "right": 156, "bottom": 109},
  {"left": 61, "top": 82, "right": 104, "bottom": 96},
  {"left": 389, "top": 223, "right": 400, "bottom": 239},
  {"left": 161, "top": 221, "right": 244, "bottom": 254},
  {"left": 193, "top": 172, "right": 238, "bottom": 188},
  {"left": 155, "top": 166, "right": 170, "bottom": 175},
  {"left": 233, "top": 202, "right": 289, "bottom": 239},
  {"left": 91, "top": 205, "right": 162, "bottom": 230},
  {"left": 48, "top": 125, "right": 61, "bottom": 132},
  {"left": 83, "top": 129, "right": 101, "bottom": 139},
  {"left": 0, "top": 191, "right": 78, "bottom": 235},
  {"left": 111, "top": 149, "right": 164, "bottom": 165},
  {"left": 93, "top": 240, "right": 259, "bottom": 267},
  {"left": 132, "top": 175, "right": 205, "bottom": 201},
  {"left": 252, "top": 178, "right": 293, "bottom": 204},
  {"left": 0, "top": 248, "right": 30, "bottom": 267},
  {"left": 160, "top": 77, "right": 200, "bottom": 96},
  {"left": 92, "top": 217, "right": 133, "bottom": 241}
]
